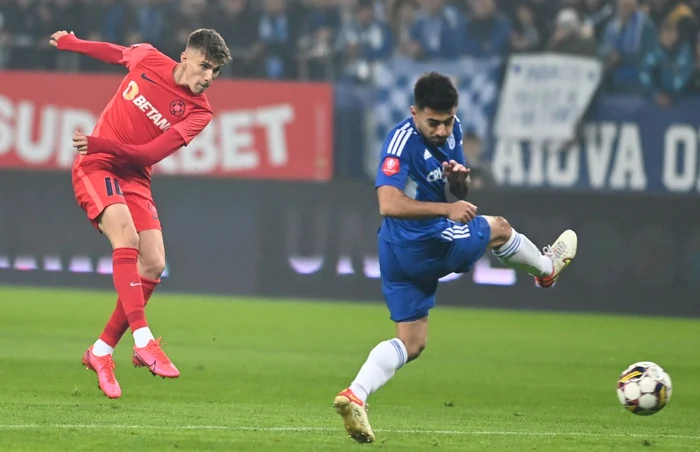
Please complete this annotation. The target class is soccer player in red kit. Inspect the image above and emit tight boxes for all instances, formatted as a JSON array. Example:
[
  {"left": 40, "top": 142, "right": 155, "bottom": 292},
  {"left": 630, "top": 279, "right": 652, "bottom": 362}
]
[{"left": 49, "top": 28, "right": 231, "bottom": 399}]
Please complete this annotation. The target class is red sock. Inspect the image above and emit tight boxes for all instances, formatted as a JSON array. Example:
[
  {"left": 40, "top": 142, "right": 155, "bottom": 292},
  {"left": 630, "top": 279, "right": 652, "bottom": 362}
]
[
  {"left": 111, "top": 247, "right": 148, "bottom": 333},
  {"left": 140, "top": 276, "right": 160, "bottom": 305},
  {"left": 100, "top": 276, "right": 160, "bottom": 348}
]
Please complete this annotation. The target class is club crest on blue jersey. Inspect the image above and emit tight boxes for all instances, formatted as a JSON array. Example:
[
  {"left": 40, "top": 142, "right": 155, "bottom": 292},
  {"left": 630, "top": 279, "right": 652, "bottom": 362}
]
[{"left": 447, "top": 133, "right": 455, "bottom": 150}]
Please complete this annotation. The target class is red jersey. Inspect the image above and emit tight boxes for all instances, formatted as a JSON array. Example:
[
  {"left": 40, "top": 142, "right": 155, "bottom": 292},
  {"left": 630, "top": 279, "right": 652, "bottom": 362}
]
[{"left": 70, "top": 42, "right": 212, "bottom": 180}]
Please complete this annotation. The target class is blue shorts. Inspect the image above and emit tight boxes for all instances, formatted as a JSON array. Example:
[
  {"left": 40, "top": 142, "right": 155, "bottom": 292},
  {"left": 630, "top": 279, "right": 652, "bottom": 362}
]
[{"left": 379, "top": 216, "right": 491, "bottom": 322}]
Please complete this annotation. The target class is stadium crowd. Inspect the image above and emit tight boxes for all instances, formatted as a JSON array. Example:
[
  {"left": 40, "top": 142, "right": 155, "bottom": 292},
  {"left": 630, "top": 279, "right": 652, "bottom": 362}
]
[{"left": 2, "top": 0, "right": 700, "bottom": 100}]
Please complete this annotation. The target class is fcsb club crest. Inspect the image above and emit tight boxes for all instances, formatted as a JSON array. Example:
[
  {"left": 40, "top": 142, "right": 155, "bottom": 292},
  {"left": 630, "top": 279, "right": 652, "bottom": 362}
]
[{"left": 169, "top": 100, "right": 185, "bottom": 117}]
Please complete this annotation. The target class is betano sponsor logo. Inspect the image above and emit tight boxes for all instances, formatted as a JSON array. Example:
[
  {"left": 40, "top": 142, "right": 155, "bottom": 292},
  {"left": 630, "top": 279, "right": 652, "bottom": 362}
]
[{"left": 122, "top": 81, "right": 171, "bottom": 131}]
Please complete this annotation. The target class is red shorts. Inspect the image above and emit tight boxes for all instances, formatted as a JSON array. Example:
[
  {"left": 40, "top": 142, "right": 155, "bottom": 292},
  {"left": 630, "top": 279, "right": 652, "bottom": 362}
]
[{"left": 72, "top": 167, "right": 161, "bottom": 232}]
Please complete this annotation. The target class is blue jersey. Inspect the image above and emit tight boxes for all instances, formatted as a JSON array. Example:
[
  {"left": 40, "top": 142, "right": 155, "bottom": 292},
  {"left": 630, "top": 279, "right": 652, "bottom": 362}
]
[{"left": 375, "top": 116, "right": 465, "bottom": 245}]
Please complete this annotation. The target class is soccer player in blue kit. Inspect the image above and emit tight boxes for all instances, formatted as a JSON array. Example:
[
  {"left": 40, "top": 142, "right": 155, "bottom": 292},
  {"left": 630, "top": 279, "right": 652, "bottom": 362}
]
[{"left": 333, "top": 72, "right": 578, "bottom": 443}]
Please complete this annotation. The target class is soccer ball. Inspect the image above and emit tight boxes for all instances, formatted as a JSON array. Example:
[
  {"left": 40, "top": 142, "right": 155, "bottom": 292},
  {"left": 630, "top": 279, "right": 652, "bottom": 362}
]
[{"left": 616, "top": 361, "right": 672, "bottom": 415}]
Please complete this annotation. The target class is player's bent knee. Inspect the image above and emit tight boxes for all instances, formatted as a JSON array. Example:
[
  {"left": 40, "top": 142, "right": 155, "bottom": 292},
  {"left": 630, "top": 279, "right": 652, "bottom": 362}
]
[
  {"left": 485, "top": 215, "right": 513, "bottom": 249},
  {"left": 139, "top": 253, "right": 166, "bottom": 279},
  {"left": 137, "top": 230, "right": 166, "bottom": 279},
  {"left": 404, "top": 341, "right": 427, "bottom": 362},
  {"left": 395, "top": 317, "right": 428, "bottom": 361}
]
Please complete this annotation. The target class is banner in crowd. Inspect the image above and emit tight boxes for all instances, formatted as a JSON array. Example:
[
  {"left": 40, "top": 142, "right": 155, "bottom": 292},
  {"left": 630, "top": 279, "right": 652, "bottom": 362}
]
[
  {"left": 491, "top": 95, "right": 700, "bottom": 193},
  {"left": 0, "top": 72, "right": 333, "bottom": 181},
  {"left": 493, "top": 53, "right": 602, "bottom": 142},
  {"left": 370, "top": 56, "right": 502, "bottom": 173}
]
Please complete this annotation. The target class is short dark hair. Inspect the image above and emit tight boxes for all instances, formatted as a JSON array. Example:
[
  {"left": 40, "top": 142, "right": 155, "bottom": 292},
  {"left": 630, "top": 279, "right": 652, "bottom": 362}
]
[
  {"left": 186, "top": 29, "right": 232, "bottom": 67},
  {"left": 413, "top": 72, "right": 459, "bottom": 112}
]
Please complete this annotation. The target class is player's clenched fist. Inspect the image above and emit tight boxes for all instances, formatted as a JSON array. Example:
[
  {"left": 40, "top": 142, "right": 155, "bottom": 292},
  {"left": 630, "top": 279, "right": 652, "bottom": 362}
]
[
  {"left": 446, "top": 200, "right": 477, "bottom": 223},
  {"left": 49, "top": 31, "right": 74, "bottom": 47}
]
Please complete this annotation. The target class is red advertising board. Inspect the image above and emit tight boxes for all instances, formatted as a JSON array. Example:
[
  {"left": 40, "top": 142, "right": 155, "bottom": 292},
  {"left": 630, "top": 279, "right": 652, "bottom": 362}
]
[{"left": 0, "top": 71, "right": 333, "bottom": 181}]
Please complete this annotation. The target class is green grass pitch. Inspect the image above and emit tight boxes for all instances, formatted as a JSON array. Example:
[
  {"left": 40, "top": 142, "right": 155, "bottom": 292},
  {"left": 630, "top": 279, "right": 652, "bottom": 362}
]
[{"left": 0, "top": 286, "right": 699, "bottom": 451}]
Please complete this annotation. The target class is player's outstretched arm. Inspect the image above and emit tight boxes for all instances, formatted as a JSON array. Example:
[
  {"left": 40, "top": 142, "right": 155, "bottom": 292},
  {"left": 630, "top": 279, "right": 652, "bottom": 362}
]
[
  {"left": 377, "top": 186, "right": 477, "bottom": 223},
  {"left": 73, "top": 129, "right": 186, "bottom": 167},
  {"left": 49, "top": 31, "right": 126, "bottom": 65}
]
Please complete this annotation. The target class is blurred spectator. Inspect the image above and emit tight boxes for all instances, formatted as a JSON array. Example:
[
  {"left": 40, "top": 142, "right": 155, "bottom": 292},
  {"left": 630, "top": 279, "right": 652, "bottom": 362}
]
[
  {"left": 580, "top": 0, "right": 615, "bottom": 40},
  {"left": 34, "top": 1, "right": 56, "bottom": 69},
  {"left": 336, "top": 0, "right": 393, "bottom": 83},
  {"left": 51, "top": 0, "right": 86, "bottom": 37},
  {"left": 600, "top": 0, "right": 658, "bottom": 94},
  {"left": 515, "top": 0, "right": 560, "bottom": 45},
  {"left": 408, "top": 0, "right": 465, "bottom": 60},
  {"left": 689, "top": 0, "right": 700, "bottom": 14},
  {"left": 298, "top": 0, "right": 342, "bottom": 79},
  {"left": 304, "top": 0, "right": 342, "bottom": 43},
  {"left": 0, "top": 0, "right": 9, "bottom": 68},
  {"left": 4, "top": 0, "right": 55, "bottom": 70},
  {"left": 209, "top": 0, "right": 260, "bottom": 78},
  {"left": 128, "top": 0, "right": 167, "bottom": 49},
  {"left": 80, "top": 0, "right": 132, "bottom": 46},
  {"left": 344, "top": 0, "right": 391, "bottom": 22},
  {"left": 1, "top": 0, "right": 699, "bottom": 96},
  {"left": 549, "top": 8, "right": 598, "bottom": 56},
  {"left": 371, "top": 0, "right": 391, "bottom": 22},
  {"left": 464, "top": 0, "right": 511, "bottom": 58},
  {"left": 164, "top": 0, "right": 210, "bottom": 58},
  {"left": 510, "top": 2, "right": 541, "bottom": 53},
  {"left": 647, "top": 0, "right": 697, "bottom": 45},
  {"left": 392, "top": 0, "right": 420, "bottom": 58},
  {"left": 640, "top": 19, "right": 695, "bottom": 105},
  {"left": 694, "top": 31, "right": 700, "bottom": 89},
  {"left": 71, "top": 0, "right": 132, "bottom": 73},
  {"left": 255, "top": 0, "right": 300, "bottom": 80}
]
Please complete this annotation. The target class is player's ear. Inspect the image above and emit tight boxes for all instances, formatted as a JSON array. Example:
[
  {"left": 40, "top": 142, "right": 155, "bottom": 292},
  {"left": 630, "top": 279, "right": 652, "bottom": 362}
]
[
  {"left": 410, "top": 105, "right": 417, "bottom": 117},
  {"left": 180, "top": 51, "right": 187, "bottom": 63}
]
